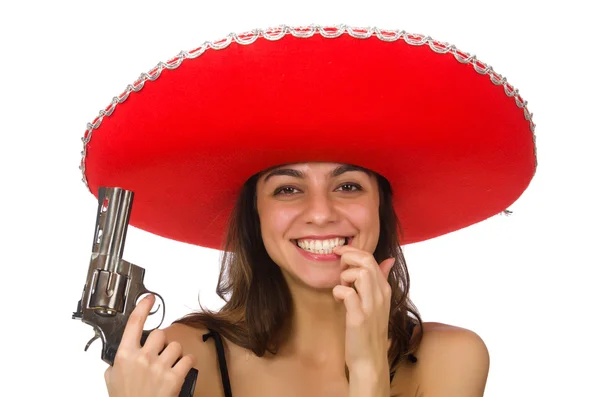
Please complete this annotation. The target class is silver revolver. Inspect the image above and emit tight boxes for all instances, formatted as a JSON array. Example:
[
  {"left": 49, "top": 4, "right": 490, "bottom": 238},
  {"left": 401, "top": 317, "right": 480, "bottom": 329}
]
[{"left": 72, "top": 187, "right": 198, "bottom": 397}]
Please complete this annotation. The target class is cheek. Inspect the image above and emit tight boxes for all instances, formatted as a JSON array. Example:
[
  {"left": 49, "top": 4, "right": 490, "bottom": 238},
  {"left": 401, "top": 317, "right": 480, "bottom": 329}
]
[
  {"left": 260, "top": 208, "right": 303, "bottom": 273},
  {"left": 259, "top": 206, "right": 299, "bottom": 254},
  {"left": 344, "top": 202, "right": 379, "bottom": 229},
  {"left": 342, "top": 202, "right": 380, "bottom": 248}
]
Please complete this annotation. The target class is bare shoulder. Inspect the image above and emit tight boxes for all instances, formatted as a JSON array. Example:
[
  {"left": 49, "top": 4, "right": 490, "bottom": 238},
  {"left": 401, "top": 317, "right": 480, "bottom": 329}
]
[
  {"left": 413, "top": 321, "right": 490, "bottom": 396},
  {"left": 163, "top": 322, "right": 224, "bottom": 397}
]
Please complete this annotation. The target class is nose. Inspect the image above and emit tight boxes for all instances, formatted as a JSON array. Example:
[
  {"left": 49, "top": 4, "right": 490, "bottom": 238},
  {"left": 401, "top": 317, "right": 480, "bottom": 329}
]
[{"left": 301, "top": 190, "right": 339, "bottom": 226}]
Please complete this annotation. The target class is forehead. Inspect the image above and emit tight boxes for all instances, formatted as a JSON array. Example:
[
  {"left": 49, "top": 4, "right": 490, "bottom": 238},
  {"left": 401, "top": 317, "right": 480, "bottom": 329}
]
[{"left": 259, "top": 162, "right": 372, "bottom": 183}]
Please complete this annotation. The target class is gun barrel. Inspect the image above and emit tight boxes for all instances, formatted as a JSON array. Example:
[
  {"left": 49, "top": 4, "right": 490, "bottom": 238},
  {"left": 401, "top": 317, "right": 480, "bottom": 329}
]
[{"left": 93, "top": 187, "right": 134, "bottom": 272}]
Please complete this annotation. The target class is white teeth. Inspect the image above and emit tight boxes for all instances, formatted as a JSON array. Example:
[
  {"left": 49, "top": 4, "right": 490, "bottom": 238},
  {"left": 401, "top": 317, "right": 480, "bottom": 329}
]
[{"left": 296, "top": 237, "right": 347, "bottom": 254}]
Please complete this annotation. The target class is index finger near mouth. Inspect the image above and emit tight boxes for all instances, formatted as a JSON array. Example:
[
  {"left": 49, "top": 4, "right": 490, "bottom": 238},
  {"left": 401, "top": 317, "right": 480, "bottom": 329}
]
[
  {"left": 121, "top": 294, "right": 155, "bottom": 349},
  {"left": 338, "top": 250, "right": 371, "bottom": 268}
]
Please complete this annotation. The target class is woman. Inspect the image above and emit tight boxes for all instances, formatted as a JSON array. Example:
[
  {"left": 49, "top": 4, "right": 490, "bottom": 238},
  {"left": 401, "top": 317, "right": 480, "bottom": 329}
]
[
  {"left": 86, "top": 26, "right": 536, "bottom": 397},
  {"left": 105, "top": 162, "right": 490, "bottom": 397}
]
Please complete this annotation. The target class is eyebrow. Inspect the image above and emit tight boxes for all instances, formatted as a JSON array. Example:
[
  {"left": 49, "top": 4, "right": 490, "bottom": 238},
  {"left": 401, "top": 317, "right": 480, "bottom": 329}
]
[{"left": 262, "top": 164, "right": 370, "bottom": 183}]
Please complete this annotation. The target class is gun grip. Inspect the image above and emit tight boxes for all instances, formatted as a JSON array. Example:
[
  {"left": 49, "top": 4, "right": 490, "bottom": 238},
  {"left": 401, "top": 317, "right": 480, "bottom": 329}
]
[
  {"left": 180, "top": 367, "right": 199, "bottom": 397},
  {"left": 141, "top": 330, "right": 199, "bottom": 397}
]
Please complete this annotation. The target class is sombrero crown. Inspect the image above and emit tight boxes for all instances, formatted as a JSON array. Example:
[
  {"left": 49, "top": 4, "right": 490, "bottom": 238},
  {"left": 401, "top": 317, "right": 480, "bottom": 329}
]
[{"left": 80, "top": 25, "right": 537, "bottom": 250}]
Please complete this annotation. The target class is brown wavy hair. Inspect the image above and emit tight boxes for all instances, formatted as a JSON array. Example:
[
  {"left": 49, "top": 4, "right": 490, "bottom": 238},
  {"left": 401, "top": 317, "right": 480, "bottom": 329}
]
[{"left": 173, "top": 164, "right": 423, "bottom": 378}]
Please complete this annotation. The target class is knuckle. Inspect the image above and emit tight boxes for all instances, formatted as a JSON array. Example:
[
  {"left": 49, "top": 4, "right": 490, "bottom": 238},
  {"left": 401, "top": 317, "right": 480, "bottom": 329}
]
[
  {"left": 164, "top": 371, "right": 181, "bottom": 388},
  {"left": 152, "top": 328, "right": 165, "bottom": 338},
  {"left": 150, "top": 362, "right": 165, "bottom": 377},
  {"left": 182, "top": 353, "right": 196, "bottom": 367},
  {"left": 168, "top": 341, "right": 183, "bottom": 356},
  {"left": 114, "top": 348, "right": 130, "bottom": 364},
  {"left": 382, "top": 284, "right": 392, "bottom": 297},
  {"left": 150, "top": 328, "right": 166, "bottom": 344},
  {"left": 135, "top": 350, "right": 152, "bottom": 367}
]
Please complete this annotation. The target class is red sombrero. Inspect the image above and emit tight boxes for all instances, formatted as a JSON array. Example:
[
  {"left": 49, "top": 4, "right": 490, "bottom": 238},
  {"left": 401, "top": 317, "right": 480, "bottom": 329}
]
[{"left": 79, "top": 25, "right": 537, "bottom": 250}]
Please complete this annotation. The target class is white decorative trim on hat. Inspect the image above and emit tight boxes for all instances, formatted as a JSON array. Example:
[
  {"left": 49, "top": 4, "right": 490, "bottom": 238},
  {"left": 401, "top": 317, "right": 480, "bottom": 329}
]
[{"left": 79, "top": 24, "right": 537, "bottom": 206}]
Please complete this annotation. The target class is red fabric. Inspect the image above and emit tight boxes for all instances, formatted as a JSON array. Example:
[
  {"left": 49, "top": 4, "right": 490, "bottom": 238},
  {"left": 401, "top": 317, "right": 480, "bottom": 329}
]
[{"left": 83, "top": 33, "right": 536, "bottom": 250}]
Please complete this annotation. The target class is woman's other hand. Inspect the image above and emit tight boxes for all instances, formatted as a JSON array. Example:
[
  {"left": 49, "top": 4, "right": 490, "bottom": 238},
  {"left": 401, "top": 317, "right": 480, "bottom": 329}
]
[{"left": 331, "top": 245, "right": 395, "bottom": 381}]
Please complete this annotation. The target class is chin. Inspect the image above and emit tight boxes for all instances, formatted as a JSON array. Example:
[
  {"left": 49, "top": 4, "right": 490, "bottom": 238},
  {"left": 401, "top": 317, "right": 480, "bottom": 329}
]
[
  {"left": 294, "top": 266, "right": 342, "bottom": 290},
  {"left": 277, "top": 244, "right": 345, "bottom": 290}
]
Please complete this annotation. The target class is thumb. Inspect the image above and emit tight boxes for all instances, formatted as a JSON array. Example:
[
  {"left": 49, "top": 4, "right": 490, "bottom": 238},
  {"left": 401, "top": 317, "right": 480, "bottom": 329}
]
[{"left": 380, "top": 257, "right": 395, "bottom": 279}]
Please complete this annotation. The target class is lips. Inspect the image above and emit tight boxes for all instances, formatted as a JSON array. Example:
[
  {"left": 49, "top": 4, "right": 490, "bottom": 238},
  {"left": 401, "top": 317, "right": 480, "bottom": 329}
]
[{"left": 293, "top": 243, "right": 340, "bottom": 261}]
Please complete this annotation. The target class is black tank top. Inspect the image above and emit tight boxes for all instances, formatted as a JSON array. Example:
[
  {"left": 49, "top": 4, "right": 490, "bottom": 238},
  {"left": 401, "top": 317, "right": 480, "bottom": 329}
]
[{"left": 202, "top": 322, "right": 417, "bottom": 397}]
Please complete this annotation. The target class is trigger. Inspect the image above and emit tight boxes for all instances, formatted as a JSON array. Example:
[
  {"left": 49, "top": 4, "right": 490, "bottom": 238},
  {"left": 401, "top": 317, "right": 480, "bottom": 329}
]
[
  {"left": 84, "top": 329, "right": 101, "bottom": 352},
  {"left": 143, "top": 293, "right": 166, "bottom": 330},
  {"left": 149, "top": 302, "right": 161, "bottom": 316}
]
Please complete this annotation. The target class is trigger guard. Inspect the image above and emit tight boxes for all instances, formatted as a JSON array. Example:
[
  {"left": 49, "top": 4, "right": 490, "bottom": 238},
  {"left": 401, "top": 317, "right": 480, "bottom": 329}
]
[{"left": 143, "top": 292, "right": 166, "bottom": 331}]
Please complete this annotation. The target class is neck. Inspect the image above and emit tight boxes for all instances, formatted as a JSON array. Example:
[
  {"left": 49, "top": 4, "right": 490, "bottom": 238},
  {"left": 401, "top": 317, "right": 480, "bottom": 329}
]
[{"left": 278, "top": 275, "right": 347, "bottom": 370}]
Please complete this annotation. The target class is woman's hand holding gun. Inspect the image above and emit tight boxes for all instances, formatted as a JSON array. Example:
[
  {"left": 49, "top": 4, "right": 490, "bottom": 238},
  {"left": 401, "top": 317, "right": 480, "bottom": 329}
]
[{"left": 104, "top": 294, "right": 196, "bottom": 397}]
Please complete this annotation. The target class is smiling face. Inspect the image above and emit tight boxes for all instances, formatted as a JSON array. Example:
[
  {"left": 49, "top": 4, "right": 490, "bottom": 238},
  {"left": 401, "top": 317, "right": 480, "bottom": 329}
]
[{"left": 255, "top": 162, "right": 380, "bottom": 289}]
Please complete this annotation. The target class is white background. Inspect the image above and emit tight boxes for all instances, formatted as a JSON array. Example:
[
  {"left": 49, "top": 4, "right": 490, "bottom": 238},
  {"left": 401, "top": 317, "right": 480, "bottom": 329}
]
[{"left": 1, "top": 1, "right": 598, "bottom": 396}]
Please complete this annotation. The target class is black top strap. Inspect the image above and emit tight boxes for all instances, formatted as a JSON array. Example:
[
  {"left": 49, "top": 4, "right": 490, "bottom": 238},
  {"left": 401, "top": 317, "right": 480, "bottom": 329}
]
[
  {"left": 203, "top": 329, "right": 233, "bottom": 397},
  {"left": 390, "top": 320, "right": 418, "bottom": 382},
  {"left": 407, "top": 319, "right": 418, "bottom": 363}
]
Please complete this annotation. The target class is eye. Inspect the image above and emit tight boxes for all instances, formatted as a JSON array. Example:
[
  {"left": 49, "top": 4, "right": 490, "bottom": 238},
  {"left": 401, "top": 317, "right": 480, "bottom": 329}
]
[
  {"left": 337, "top": 183, "right": 362, "bottom": 192},
  {"left": 274, "top": 186, "right": 299, "bottom": 196}
]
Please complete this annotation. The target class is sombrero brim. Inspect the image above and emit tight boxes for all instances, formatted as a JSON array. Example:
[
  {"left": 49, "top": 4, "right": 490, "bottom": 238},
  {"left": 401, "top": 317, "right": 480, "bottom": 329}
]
[{"left": 81, "top": 25, "right": 537, "bottom": 250}]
